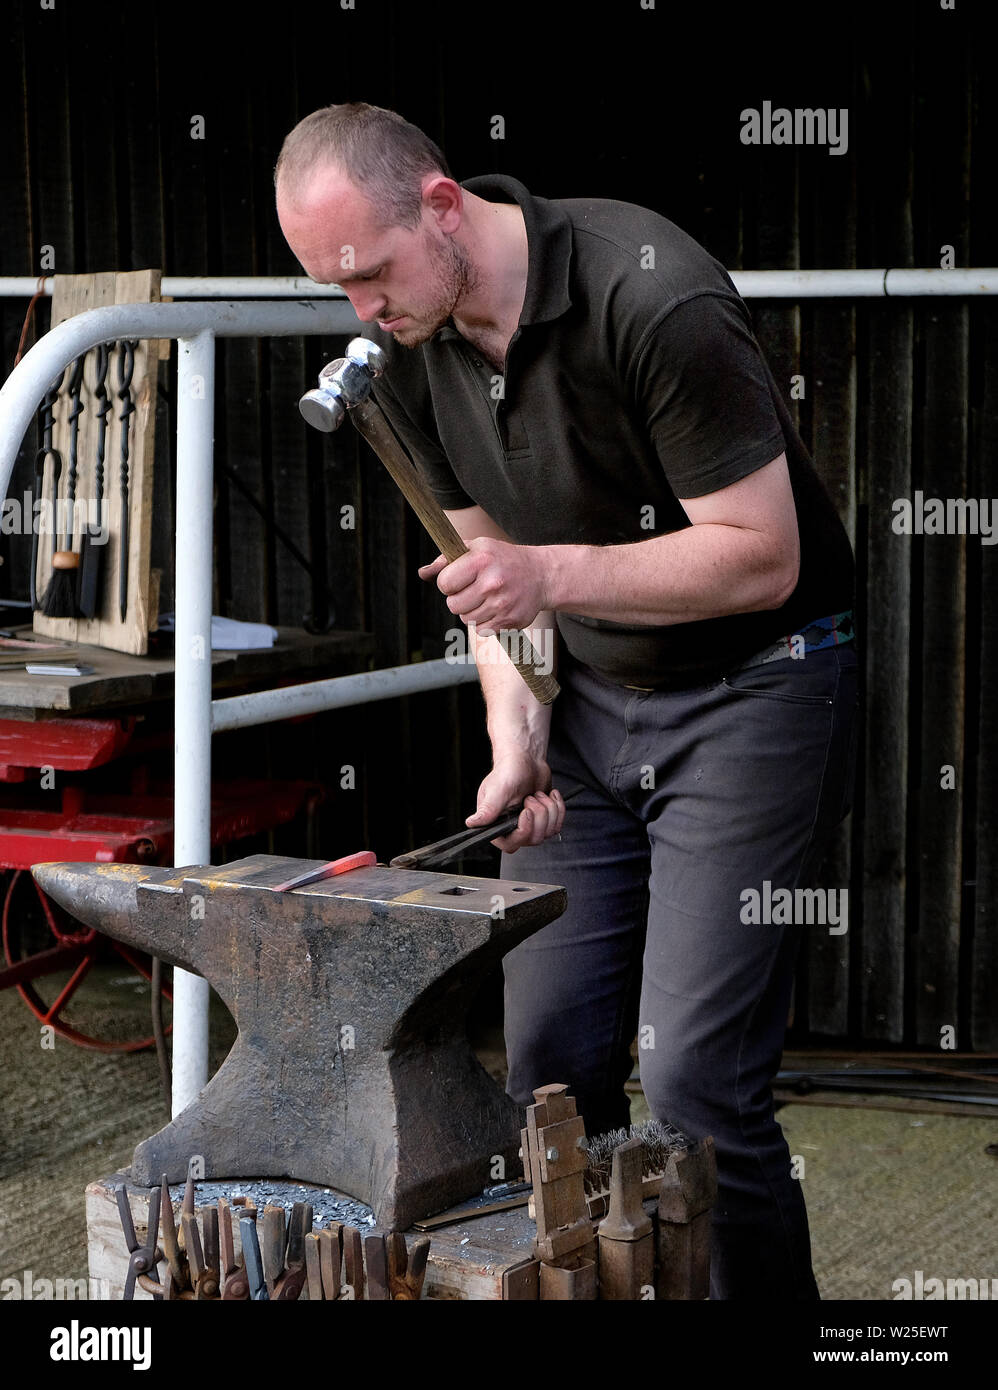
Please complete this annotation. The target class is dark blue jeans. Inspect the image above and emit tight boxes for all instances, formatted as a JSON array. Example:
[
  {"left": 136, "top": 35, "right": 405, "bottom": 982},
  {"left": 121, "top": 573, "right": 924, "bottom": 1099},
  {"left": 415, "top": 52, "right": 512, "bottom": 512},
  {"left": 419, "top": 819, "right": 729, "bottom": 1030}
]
[{"left": 501, "top": 640, "right": 859, "bottom": 1300}]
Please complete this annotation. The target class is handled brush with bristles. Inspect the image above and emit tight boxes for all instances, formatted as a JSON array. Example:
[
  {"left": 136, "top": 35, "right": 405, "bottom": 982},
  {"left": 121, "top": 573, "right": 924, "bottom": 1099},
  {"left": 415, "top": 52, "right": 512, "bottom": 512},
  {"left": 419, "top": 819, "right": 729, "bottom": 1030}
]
[{"left": 39, "top": 353, "right": 86, "bottom": 619}]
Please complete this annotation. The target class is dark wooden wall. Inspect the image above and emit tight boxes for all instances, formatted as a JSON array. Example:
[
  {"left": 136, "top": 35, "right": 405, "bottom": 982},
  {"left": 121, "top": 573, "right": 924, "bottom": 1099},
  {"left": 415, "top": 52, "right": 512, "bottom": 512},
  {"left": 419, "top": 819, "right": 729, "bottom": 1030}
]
[{"left": 0, "top": 0, "right": 994, "bottom": 1049}]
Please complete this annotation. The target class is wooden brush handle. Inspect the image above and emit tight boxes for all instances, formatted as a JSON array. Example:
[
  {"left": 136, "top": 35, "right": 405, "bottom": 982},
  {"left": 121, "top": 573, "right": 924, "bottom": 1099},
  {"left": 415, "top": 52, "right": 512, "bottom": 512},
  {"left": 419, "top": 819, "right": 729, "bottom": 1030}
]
[{"left": 351, "top": 397, "right": 560, "bottom": 705}]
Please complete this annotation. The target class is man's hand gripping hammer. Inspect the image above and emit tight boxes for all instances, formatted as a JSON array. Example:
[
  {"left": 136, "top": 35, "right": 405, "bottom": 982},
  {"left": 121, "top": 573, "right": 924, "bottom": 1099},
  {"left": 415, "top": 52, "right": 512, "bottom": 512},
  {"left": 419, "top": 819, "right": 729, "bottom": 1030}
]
[{"left": 300, "top": 338, "right": 559, "bottom": 705}]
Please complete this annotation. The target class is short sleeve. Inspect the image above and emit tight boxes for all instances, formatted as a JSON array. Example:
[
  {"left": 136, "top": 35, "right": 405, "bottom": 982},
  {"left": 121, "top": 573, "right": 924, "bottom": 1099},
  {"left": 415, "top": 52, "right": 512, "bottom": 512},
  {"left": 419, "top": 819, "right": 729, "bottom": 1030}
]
[
  {"left": 370, "top": 370, "right": 476, "bottom": 511},
  {"left": 632, "top": 292, "right": 787, "bottom": 500}
]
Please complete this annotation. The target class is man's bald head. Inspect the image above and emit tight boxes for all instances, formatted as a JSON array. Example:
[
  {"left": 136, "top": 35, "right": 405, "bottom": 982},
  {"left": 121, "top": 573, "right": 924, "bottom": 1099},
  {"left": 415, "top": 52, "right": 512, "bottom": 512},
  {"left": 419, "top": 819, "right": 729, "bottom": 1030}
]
[{"left": 274, "top": 102, "right": 451, "bottom": 229}]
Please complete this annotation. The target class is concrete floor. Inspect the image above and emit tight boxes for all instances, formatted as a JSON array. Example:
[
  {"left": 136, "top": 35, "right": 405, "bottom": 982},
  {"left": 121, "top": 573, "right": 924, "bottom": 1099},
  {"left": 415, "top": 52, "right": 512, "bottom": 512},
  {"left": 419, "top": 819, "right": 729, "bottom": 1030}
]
[{"left": 1, "top": 967, "right": 995, "bottom": 1300}]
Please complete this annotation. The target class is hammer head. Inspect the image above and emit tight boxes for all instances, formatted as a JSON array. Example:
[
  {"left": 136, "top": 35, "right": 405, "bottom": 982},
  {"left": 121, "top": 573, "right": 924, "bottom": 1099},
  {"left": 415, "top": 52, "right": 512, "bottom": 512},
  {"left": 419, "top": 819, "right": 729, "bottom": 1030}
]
[{"left": 299, "top": 336, "right": 386, "bottom": 433}]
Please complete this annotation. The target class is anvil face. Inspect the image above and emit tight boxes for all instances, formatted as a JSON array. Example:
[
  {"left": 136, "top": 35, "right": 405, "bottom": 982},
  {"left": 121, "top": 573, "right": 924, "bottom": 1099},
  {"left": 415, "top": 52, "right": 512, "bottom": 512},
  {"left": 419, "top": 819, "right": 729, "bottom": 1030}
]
[{"left": 32, "top": 855, "right": 566, "bottom": 1228}]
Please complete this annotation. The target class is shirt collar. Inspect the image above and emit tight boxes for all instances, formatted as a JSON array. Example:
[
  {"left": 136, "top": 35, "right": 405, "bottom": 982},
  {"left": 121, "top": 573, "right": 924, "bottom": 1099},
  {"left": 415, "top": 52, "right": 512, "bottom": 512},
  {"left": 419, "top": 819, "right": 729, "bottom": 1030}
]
[{"left": 435, "top": 173, "right": 573, "bottom": 340}]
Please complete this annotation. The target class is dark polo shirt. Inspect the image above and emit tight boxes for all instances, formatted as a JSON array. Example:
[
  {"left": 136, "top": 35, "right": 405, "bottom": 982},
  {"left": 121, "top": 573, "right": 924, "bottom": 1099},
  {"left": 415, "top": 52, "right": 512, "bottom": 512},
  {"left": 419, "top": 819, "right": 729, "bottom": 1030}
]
[{"left": 367, "top": 174, "right": 855, "bottom": 689}]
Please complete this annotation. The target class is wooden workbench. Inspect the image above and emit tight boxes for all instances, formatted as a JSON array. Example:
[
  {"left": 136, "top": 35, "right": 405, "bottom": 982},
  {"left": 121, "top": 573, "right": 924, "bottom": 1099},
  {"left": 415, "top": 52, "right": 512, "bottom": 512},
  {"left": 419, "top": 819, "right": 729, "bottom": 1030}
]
[{"left": 0, "top": 625, "right": 375, "bottom": 721}]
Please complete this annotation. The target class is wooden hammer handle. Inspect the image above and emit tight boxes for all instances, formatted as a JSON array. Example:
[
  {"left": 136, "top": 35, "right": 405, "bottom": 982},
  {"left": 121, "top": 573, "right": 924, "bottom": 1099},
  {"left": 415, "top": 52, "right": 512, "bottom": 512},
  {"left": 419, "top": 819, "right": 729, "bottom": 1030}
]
[{"left": 351, "top": 397, "right": 560, "bottom": 705}]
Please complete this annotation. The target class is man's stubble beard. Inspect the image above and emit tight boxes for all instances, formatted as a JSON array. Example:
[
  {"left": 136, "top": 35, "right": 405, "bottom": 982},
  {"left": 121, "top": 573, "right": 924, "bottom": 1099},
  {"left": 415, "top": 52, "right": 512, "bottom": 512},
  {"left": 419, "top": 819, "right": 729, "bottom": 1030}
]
[{"left": 392, "top": 229, "right": 480, "bottom": 348}]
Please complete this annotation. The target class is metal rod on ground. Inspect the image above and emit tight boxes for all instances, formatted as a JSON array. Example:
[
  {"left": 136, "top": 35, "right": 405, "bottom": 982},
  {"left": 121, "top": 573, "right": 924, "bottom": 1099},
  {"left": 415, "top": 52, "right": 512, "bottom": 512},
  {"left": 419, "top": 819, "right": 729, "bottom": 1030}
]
[{"left": 150, "top": 957, "right": 171, "bottom": 1114}]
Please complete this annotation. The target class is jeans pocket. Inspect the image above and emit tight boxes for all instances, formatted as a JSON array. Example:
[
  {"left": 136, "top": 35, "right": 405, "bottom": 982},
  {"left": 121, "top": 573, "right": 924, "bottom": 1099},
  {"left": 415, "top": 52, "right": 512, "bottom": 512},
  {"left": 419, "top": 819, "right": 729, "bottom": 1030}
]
[{"left": 721, "top": 659, "right": 839, "bottom": 706}]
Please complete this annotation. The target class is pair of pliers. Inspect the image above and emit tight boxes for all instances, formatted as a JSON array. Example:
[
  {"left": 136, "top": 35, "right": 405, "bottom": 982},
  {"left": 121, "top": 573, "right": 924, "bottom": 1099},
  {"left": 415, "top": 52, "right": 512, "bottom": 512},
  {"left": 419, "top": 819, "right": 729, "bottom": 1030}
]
[
  {"left": 270, "top": 1203, "right": 313, "bottom": 1299},
  {"left": 116, "top": 1181, "right": 163, "bottom": 1300},
  {"left": 181, "top": 1206, "right": 221, "bottom": 1298},
  {"left": 220, "top": 1198, "right": 256, "bottom": 1298}
]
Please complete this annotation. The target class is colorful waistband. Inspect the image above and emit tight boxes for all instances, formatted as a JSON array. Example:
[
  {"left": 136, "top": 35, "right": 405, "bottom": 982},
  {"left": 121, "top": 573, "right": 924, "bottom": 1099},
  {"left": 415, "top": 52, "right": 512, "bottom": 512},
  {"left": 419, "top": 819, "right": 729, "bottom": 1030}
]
[{"left": 737, "top": 610, "right": 855, "bottom": 670}]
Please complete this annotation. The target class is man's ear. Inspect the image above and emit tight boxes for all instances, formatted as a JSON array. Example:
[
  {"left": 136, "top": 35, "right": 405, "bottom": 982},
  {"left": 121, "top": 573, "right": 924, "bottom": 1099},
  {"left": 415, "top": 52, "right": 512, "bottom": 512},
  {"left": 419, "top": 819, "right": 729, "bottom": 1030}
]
[{"left": 422, "top": 174, "right": 463, "bottom": 234}]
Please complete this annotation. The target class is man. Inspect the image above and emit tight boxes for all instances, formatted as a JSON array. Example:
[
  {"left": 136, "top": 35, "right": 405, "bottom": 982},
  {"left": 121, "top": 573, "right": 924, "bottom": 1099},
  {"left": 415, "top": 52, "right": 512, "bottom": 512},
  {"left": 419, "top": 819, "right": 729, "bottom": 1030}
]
[{"left": 276, "top": 102, "right": 858, "bottom": 1300}]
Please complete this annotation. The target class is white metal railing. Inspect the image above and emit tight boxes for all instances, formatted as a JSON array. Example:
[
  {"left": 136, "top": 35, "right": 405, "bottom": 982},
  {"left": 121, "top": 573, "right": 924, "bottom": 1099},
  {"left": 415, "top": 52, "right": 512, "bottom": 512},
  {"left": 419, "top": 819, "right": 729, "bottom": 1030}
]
[
  {"left": 0, "top": 299, "right": 476, "bottom": 1116},
  {"left": 2, "top": 269, "right": 998, "bottom": 301}
]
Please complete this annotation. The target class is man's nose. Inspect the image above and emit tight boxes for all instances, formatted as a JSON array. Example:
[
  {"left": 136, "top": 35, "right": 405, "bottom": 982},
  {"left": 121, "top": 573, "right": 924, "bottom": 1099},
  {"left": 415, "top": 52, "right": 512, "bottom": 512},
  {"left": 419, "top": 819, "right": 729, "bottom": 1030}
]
[{"left": 344, "top": 287, "right": 386, "bottom": 323}]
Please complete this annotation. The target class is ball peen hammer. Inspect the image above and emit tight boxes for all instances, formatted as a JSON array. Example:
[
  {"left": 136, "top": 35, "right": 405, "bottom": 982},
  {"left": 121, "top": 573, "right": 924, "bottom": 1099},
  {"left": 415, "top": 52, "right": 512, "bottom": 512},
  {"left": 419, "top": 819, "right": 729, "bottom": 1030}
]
[{"left": 300, "top": 338, "right": 559, "bottom": 705}]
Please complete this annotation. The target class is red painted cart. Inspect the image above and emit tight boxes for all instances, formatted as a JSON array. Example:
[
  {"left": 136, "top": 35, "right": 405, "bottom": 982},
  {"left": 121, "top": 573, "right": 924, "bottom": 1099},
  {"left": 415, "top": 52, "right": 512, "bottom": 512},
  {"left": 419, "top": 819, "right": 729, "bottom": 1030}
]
[{"left": 0, "top": 714, "right": 322, "bottom": 1050}]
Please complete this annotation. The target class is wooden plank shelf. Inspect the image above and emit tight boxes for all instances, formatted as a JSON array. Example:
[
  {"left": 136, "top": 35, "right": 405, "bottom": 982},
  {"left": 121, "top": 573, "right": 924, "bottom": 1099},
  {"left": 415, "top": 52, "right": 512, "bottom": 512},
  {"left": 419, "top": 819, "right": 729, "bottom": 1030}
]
[{"left": 0, "top": 624, "right": 374, "bottom": 719}]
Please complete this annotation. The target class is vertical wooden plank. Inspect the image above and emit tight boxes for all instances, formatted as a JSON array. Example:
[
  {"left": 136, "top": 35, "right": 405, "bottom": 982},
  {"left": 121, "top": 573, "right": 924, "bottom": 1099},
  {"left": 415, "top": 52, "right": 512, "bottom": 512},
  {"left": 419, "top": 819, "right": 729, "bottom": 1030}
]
[
  {"left": 267, "top": 49, "right": 358, "bottom": 632},
  {"left": 65, "top": 2, "right": 121, "bottom": 270},
  {"left": 971, "top": 305, "right": 998, "bottom": 1048},
  {"left": 121, "top": 5, "right": 166, "bottom": 272},
  {"left": 699, "top": 108, "right": 743, "bottom": 277},
  {"left": 23, "top": 2, "right": 76, "bottom": 278},
  {"left": 0, "top": 1, "right": 34, "bottom": 280},
  {"left": 264, "top": 338, "right": 309, "bottom": 627},
  {"left": 155, "top": 24, "right": 211, "bottom": 277},
  {"left": 5, "top": 4, "right": 76, "bottom": 610},
  {"left": 409, "top": 524, "right": 461, "bottom": 847},
  {"left": 968, "top": 14, "right": 998, "bottom": 1046},
  {"left": 214, "top": 87, "right": 267, "bottom": 624},
  {"left": 736, "top": 24, "right": 803, "bottom": 435},
  {"left": 0, "top": 2, "right": 38, "bottom": 597},
  {"left": 856, "top": 23, "right": 915, "bottom": 1043},
  {"left": 912, "top": 6, "right": 971, "bottom": 1045},
  {"left": 744, "top": 145, "right": 801, "bottom": 434},
  {"left": 145, "top": 17, "right": 214, "bottom": 628},
  {"left": 32, "top": 271, "right": 160, "bottom": 654},
  {"left": 361, "top": 449, "right": 414, "bottom": 859},
  {"left": 800, "top": 58, "right": 859, "bottom": 1039},
  {"left": 314, "top": 380, "right": 365, "bottom": 633}
]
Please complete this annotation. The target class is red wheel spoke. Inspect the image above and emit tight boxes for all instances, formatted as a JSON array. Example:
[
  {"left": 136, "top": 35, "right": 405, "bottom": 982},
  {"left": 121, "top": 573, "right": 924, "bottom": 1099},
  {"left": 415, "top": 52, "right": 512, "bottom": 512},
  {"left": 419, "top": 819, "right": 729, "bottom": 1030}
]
[
  {"left": 0, "top": 942, "right": 86, "bottom": 989},
  {"left": 43, "top": 950, "right": 97, "bottom": 1023},
  {"left": 2, "top": 867, "right": 172, "bottom": 1051},
  {"left": 29, "top": 876, "right": 94, "bottom": 946}
]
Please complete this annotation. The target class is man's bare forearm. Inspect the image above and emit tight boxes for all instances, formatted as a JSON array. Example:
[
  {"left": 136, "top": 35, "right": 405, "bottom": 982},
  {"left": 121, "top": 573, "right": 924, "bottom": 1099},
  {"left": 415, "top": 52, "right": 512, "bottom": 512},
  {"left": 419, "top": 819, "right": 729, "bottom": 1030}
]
[
  {"left": 543, "top": 524, "right": 797, "bottom": 627},
  {"left": 468, "top": 613, "right": 556, "bottom": 762}
]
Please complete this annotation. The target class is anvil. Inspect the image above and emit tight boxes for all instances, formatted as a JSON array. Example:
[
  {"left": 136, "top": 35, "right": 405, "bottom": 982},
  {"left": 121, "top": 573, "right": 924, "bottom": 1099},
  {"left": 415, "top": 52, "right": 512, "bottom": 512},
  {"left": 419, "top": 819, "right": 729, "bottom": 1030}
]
[{"left": 32, "top": 855, "right": 566, "bottom": 1228}]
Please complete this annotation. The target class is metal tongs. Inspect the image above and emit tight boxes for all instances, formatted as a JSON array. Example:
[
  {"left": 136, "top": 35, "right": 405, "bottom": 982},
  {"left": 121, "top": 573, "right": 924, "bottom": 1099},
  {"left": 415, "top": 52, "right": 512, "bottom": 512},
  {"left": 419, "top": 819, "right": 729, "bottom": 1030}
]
[{"left": 390, "top": 786, "right": 581, "bottom": 870}]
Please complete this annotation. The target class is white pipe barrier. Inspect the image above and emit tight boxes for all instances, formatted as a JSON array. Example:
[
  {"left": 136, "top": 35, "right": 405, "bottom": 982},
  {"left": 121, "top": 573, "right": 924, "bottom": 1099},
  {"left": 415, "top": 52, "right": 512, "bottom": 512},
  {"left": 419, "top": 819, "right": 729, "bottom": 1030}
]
[
  {"left": 0, "top": 299, "right": 367, "bottom": 1116},
  {"left": 731, "top": 268, "right": 998, "bottom": 297},
  {"left": 171, "top": 330, "right": 216, "bottom": 1112},
  {"left": 212, "top": 658, "right": 480, "bottom": 733},
  {"left": 0, "top": 277, "right": 349, "bottom": 299},
  {"left": 2, "top": 269, "right": 998, "bottom": 300}
]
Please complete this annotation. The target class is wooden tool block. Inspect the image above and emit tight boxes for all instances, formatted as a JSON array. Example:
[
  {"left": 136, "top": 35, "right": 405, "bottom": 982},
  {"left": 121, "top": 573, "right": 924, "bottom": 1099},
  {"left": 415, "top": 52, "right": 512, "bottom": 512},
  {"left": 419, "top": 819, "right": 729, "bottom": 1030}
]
[
  {"left": 522, "top": 1084, "right": 598, "bottom": 1298},
  {"left": 656, "top": 1210, "right": 712, "bottom": 1300},
  {"left": 33, "top": 270, "right": 163, "bottom": 655},
  {"left": 655, "top": 1135, "right": 717, "bottom": 1300},
  {"left": 597, "top": 1136, "right": 655, "bottom": 1300}
]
